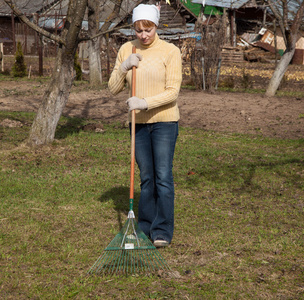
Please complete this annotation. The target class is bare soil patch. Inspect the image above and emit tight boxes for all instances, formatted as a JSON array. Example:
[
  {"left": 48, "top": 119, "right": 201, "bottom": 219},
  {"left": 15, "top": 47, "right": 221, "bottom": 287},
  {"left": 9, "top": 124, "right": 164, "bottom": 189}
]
[{"left": 0, "top": 80, "right": 303, "bottom": 139}]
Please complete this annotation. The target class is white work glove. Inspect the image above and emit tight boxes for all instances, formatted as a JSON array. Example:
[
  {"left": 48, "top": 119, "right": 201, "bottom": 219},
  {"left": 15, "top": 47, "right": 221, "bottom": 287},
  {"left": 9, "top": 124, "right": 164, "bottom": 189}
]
[
  {"left": 120, "top": 53, "right": 142, "bottom": 73},
  {"left": 126, "top": 97, "right": 148, "bottom": 111}
]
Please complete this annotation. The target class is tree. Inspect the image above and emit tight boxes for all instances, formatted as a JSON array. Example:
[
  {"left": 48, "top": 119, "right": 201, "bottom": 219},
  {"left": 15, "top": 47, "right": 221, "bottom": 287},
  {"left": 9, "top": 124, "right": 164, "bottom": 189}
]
[
  {"left": 4, "top": 0, "right": 126, "bottom": 145},
  {"left": 265, "top": 0, "right": 304, "bottom": 97},
  {"left": 4, "top": 0, "right": 88, "bottom": 145}
]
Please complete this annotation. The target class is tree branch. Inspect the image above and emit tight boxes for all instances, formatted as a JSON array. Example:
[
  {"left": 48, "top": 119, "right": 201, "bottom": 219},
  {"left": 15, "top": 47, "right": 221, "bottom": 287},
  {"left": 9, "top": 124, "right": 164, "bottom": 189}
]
[
  {"left": 266, "top": 0, "right": 287, "bottom": 46},
  {"left": 290, "top": 1, "right": 304, "bottom": 35},
  {"left": 81, "top": 0, "right": 143, "bottom": 41},
  {"left": 3, "top": 0, "right": 65, "bottom": 45},
  {"left": 80, "top": 23, "right": 133, "bottom": 41},
  {"left": 100, "top": 0, "right": 123, "bottom": 33}
]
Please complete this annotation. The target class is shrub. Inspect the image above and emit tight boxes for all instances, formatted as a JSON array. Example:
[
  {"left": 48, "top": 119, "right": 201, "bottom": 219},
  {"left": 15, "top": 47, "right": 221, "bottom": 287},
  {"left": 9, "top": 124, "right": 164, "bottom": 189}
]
[
  {"left": 240, "top": 68, "right": 252, "bottom": 90},
  {"left": 12, "top": 41, "right": 27, "bottom": 77},
  {"left": 219, "top": 76, "right": 235, "bottom": 89},
  {"left": 0, "top": 69, "right": 10, "bottom": 76},
  {"left": 74, "top": 52, "right": 82, "bottom": 81},
  {"left": 191, "top": 14, "right": 226, "bottom": 91}
]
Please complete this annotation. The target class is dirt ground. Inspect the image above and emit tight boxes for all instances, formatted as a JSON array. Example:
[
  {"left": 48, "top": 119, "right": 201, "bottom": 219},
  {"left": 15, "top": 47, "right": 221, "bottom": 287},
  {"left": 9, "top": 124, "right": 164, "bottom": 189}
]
[{"left": 0, "top": 80, "right": 303, "bottom": 139}]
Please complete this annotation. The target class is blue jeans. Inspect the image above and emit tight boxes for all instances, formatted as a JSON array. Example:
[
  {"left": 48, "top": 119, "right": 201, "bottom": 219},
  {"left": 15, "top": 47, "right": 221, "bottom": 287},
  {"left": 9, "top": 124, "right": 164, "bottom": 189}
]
[{"left": 133, "top": 122, "right": 178, "bottom": 243}]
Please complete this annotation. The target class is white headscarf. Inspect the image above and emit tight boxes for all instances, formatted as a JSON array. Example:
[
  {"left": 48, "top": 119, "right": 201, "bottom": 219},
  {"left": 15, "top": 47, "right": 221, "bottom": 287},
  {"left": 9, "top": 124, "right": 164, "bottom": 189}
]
[{"left": 132, "top": 4, "right": 160, "bottom": 26}]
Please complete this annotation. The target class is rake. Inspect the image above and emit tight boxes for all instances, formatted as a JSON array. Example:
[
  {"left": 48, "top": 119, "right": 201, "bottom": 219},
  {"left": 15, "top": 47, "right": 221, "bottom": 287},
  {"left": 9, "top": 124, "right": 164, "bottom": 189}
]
[{"left": 87, "top": 46, "right": 170, "bottom": 276}]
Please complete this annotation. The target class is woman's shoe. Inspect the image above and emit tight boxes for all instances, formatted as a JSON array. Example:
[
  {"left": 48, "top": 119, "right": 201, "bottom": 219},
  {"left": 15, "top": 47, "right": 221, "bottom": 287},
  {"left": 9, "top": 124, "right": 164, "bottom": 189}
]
[{"left": 153, "top": 238, "right": 169, "bottom": 248}]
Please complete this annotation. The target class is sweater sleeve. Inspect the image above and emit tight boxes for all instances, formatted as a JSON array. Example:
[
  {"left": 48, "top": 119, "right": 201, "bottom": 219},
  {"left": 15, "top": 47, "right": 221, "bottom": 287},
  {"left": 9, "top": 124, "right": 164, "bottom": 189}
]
[
  {"left": 108, "top": 47, "right": 128, "bottom": 95},
  {"left": 144, "top": 46, "right": 182, "bottom": 110}
]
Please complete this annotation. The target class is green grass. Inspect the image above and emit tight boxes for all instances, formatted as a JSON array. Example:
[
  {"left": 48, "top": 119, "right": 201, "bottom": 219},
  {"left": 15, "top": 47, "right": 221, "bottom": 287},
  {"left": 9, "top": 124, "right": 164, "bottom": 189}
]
[
  {"left": 181, "top": 84, "right": 304, "bottom": 98},
  {"left": 218, "top": 86, "right": 304, "bottom": 98},
  {"left": 0, "top": 112, "right": 303, "bottom": 299}
]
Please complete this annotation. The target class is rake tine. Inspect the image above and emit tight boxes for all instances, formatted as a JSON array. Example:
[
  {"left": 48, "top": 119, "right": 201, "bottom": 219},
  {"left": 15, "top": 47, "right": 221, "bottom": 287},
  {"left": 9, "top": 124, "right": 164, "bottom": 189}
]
[
  {"left": 138, "top": 250, "right": 144, "bottom": 272},
  {"left": 106, "top": 251, "right": 115, "bottom": 274},
  {"left": 88, "top": 251, "right": 107, "bottom": 274}
]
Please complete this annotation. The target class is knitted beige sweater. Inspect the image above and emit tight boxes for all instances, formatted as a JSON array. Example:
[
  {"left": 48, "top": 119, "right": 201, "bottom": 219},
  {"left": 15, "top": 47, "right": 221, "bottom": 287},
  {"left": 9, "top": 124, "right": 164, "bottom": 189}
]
[{"left": 108, "top": 34, "right": 182, "bottom": 123}]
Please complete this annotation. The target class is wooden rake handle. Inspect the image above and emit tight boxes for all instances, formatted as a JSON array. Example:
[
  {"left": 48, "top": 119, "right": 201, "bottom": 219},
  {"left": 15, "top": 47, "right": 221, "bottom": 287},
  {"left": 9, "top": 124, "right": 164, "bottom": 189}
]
[{"left": 129, "top": 45, "right": 136, "bottom": 210}]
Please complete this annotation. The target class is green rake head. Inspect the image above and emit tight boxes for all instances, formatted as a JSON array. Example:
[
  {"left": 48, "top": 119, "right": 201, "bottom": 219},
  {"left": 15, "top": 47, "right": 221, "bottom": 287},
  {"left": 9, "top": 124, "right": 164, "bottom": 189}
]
[{"left": 87, "top": 211, "right": 170, "bottom": 276}]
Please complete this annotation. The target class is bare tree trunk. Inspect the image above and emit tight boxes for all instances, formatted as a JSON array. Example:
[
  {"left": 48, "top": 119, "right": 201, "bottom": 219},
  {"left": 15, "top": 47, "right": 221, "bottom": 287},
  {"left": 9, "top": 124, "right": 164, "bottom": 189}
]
[
  {"left": 87, "top": 0, "right": 126, "bottom": 86},
  {"left": 265, "top": 48, "right": 295, "bottom": 97},
  {"left": 265, "top": 0, "right": 304, "bottom": 97},
  {"left": 27, "top": 48, "right": 75, "bottom": 144},
  {"left": 88, "top": 38, "right": 102, "bottom": 86},
  {"left": 26, "top": 0, "right": 88, "bottom": 146},
  {"left": 88, "top": 0, "right": 102, "bottom": 86}
]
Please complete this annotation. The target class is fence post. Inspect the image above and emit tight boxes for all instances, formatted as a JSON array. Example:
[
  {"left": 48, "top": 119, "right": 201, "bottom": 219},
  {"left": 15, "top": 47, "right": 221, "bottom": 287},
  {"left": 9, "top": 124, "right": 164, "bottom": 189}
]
[
  {"left": 0, "top": 43, "right": 4, "bottom": 72},
  {"left": 201, "top": 57, "right": 205, "bottom": 90},
  {"left": 11, "top": 12, "right": 16, "bottom": 53},
  {"left": 38, "top": 36, "right": 43, "bottom": 76},
  {"left": 215, "top": 57, "right": 222, "bottom": 90}
]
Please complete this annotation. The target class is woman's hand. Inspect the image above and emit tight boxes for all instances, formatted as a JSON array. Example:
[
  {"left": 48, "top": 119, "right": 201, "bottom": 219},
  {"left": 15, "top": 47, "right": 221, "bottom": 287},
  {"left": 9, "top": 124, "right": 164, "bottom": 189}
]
[
  {"left": 126, "top": 97, "right": 148, "bottom": 111},
  {"left": 120, "top": 53, "right": 142, "bottom": 73}
]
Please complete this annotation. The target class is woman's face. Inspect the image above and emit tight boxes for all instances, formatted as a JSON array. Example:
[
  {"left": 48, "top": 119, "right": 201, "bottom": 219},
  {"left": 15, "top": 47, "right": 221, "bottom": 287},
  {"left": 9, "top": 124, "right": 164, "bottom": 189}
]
[{"left": 135, "top": 24, "right": 157, "bottom": 46}]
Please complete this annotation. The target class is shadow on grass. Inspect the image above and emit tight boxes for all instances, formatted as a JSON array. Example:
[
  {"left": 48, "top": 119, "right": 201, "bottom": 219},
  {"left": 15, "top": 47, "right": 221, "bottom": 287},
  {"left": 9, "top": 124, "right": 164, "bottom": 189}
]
[
  {"left": 234, "top": 158, "right": 304, "bottom": 194},
  {"left": 55, "top": 116, "right": 85, "bottom": 139},
  {"left": 193, "top": 157, "right": 304, "bottom": 196},
  {"left": 98, "top": 186, "right": 140, "bottom": 230}
]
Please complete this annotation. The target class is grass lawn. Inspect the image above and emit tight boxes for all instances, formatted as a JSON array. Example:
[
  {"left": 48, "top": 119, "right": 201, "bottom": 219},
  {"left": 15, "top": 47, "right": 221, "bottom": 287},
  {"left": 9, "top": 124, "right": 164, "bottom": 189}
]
[{"left": 0, "top": 111, "right": 303, "bottom": 299}]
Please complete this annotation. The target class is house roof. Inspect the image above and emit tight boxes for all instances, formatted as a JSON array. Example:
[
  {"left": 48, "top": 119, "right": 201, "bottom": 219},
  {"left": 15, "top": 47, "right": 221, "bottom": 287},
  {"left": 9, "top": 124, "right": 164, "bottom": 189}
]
[
  {"left": 0, "top": 0, "right": 69, "bottom": 16},
  {"left": 275, "top": 0, "right": 304, "bottom": 20},
  {"left": 282, "top": 0, "right": 303, "bottom": 15},
  {"left": 191, "top": 0, "right": 251, "bottom": 9},
  {"left": 0, "top": 0, "right": 138, "bottom": 22},
  {"left": 191, "top": 0, "right": 304, "bottom": 18},
  {"left": 118, "top": 23, "right": 201, "bottom": 41}
]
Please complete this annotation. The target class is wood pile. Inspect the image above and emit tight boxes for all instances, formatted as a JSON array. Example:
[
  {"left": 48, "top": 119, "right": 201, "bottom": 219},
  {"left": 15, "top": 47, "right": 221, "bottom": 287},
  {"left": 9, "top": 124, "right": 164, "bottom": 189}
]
[
  {"left": 221, "top": 45, "right": 280, "bottom": 64},
  {"left": 243, "top": 47, "right": 279, "bottom": 63},
  {"left": 221, "top": 47, "right": 244, "bottom": 63}
]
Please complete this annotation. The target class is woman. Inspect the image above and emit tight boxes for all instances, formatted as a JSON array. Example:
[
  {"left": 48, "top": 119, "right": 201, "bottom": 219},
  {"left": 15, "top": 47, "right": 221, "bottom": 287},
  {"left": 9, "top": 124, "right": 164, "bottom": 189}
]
[{"left": 108, "top": 4, "right": 182, "bottom": 247}]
